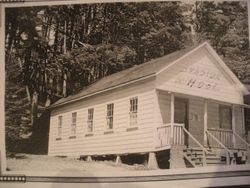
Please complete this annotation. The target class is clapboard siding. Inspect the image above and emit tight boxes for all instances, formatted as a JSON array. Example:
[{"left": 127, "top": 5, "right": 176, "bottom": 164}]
[
  {"left": 48, "top": 78, "right": 156, "bottom": 156},
  {"left": 155, "top": 91, "right": 171, "bottom": 125},
  {"left": 156, "top": 48, "right": 243, "bottom": 105}
]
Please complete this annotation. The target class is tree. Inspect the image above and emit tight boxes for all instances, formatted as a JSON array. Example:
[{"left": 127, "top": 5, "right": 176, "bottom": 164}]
[{"left": 192, "top": 1, "right": 250, "bottom": 83}]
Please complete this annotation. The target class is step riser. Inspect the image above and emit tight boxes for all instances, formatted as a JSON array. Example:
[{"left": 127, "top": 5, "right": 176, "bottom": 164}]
[{"left": 183, "top": 147, "right": 248, "bottom": 167}]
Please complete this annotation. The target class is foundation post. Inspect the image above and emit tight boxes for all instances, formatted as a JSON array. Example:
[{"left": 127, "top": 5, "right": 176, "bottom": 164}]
[
  {"left": 87, "top": 156, "right": 92, "bottom": 162},
  {"left": 147, "top": 152, "right": 158, "bottom": 169},
  {"left": 169, "top": 145, "right": 186, "bottom": 168},
  {"left": 115, "top": 155, "right": 122, "bottom": 165}
]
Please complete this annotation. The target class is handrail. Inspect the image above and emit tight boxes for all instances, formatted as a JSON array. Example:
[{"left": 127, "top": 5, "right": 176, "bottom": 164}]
[
  {"left": 207, "top": 128, "right": 233, "bottom": 132},
  {"left": 157, "top": 123, "right": 183, "bottom": 130},
  {"left": 157, "top": 124, "right": 171, "bottom": 129},
  {"left": 173, "top": 123, "right": 184, "bottom": 127},
  {"left": 233, "top": 132, "right": 250, "bottom": 148},
  {"left": 206, "top": 130, "right": 232, "bottom": 153},
  {"left": 207, "top": 128, "right": 234, "bottom": 148},
  {"left": 177, "top": 124, "right": 208, "bottom": 166},
  {"left": 206, "top": 130, "right": 233, "bottom": 165},
  {"left": 183, "top": 127, "right": 209, "bottom": 154},
  {"left": 162, "top": 123, "right": 209, "bottom": 154}
]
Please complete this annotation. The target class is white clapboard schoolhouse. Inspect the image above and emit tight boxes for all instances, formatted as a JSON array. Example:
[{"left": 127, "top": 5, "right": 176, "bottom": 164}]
[{"left": 47, "top": 42, "right": 250, "bottom": 168}]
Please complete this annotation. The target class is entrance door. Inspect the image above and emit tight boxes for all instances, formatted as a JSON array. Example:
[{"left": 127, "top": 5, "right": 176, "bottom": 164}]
[{"left": 174, "top": 97, "right": 189, "bottom": 145}]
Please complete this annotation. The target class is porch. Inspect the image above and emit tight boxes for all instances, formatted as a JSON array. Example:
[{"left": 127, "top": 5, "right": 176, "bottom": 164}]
[{"left": 155, "top": 90, "right": 250, "bottom": 166}]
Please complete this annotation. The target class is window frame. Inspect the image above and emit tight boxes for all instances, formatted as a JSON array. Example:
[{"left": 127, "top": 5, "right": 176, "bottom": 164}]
[
  {"left": 129, "top": 97, "right": 138, "bottom": 126},
  {"left": 71, "top": 112, "right": 77, "bottom": 137},
  {"left": 87, "top": 108, "right": 94, "bottom": 133},
  {"left": 57, "top": 115, "right": 63, "bottom": 138},
  {"left": 106, "top": 103, "right": 114, "bottom": 130}
]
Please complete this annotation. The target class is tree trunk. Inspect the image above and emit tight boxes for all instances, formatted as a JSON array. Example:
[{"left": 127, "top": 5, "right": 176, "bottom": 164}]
[
  {"left": 31, "top": 91, "right": 38, "bottom": 126},
  {"left": 54, "top": 19, "right": 60, "bottom": 55},
  {"left": 63, "top": 73, "right": 67, "bottom": 97},
  {"left": 63, "top": 20, "right": 67, "bottom": 54}
]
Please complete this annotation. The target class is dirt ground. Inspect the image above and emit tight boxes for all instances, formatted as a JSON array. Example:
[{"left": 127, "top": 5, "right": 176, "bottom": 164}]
[{"left": 7, "top": 154, "right": 149, "bottom": 172}]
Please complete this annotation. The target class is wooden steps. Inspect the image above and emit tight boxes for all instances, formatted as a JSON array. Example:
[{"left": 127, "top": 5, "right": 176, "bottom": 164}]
[
  {"left": 183, "top": 147, "right": 249, "bottom": 167},
  {"left": 183, "top": 147, "right": 225, "bottom": 167}
]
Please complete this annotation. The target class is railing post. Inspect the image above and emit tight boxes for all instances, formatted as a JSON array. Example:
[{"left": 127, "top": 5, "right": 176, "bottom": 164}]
[
  {"left": 247, "top": 147, "right": 250, "bottom": 164},
  {"left": 204, "top": 99, "right": 208, "bottom": 146},
  {"left": 170, "top": 93, "right": 175, "bottom": 144},
  {"left": 232, "top": 105, "right": 236, "bottom": 148},
  {"left": 202, "top": 150, "right": 206, "bottom": 166},
  {"left": 226, "top": 152, "right": 230, "bottom": 165}
]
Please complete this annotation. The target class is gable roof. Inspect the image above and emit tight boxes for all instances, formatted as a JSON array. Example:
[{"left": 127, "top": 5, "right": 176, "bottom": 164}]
[{"left": 49, "top": 42, "right": 249, "bottom": 109}]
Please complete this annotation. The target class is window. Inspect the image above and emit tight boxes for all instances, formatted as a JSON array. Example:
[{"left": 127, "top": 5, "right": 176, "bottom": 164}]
[
  {"left": 87, "top": 108, "right": 94, "bottom": 132},
  {"left": 107, "top": 103, "right": 114, "bottom": 129},
  {"left": 58, "top": 116, "right": 63, "bottom": 137},
  {"left": 129, "top": 97, "right": 138, "bottom": 126},
  {"left": 219, "top": 105, "right": 232, "bottom": 129},
  {"left": 71, "top": 112, "right": 77, "bottom": 136}
]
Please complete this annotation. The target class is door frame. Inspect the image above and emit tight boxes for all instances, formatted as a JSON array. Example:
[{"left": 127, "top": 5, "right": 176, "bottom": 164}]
[{"left": 174, "top": 97, "right": 189, "bottom": 145}]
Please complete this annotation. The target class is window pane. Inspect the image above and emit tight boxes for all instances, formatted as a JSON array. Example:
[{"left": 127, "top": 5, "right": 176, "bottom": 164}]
[
  {"left": 72, "top": 112, "right": 77, "bottom": 123},
  {"left": 58, "top": 116, "right": 62, "bottom": 137},
  {"left": 107, "top": 104, "right": 114, "bottom": 129},
  {"left": 71, "top": 112, "right": 77, "bottom": 135},
  {"left": 87, "top": 108, "right": 94, "bottom": 132},
  {"left": 129, "top": 97, "right": 138, "bottom": 126}
]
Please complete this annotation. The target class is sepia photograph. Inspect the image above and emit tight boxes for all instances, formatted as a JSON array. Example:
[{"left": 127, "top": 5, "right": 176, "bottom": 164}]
[{"left": 1, "top": 0, "right": 250, "bottom": 186}]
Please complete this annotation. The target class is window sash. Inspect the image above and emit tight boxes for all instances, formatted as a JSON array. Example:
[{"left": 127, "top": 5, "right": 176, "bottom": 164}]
[
  {"left": 107, "top": 116, "right": 113, "bottom": 129},
  {"left": 129, "top": 112, "right": 137, "bottom": 126},
  {"left": 71, "top": 112, "right": 77, "bottom": 135},
  {"left": 129, "top": 98, "right": 138, "bottom": 126},
  {"left": 87, "top": 120, "right": 93, "bottom": 132},
  {"left": 107, "top": 104, "right": 114, "bottom": 129},
  {"left": 87, "top": 108, "right": 94, "bottom": 132},
  {"left": 58, "top": 116, "right": 62, "bottom": 137},
  {"left": 107, "top": 104, "right": 114, "bottom": 116}
]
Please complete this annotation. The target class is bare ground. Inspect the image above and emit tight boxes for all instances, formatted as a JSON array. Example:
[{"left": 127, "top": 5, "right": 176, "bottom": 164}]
[{"left": 7, "top": 154, "right": 149, "bottom": 172}]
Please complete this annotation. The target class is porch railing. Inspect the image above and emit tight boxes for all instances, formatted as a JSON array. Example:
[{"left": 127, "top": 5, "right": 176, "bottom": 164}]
[
  {"left": 172, "top": 123, "right": 185, "bottom": 145},
  {"left": 156, "top": 123, "right": 206, "bottom": 147},
  {"left": 233, "top": 131, "right": 250, "bottom": 149},
  {"left": 156, "top": 123, "right": 185, "bottom": 148},
  {"left": 156, "top": 124, "right": 171, "bottom": 148},
  {"left": 207, "top": 128, "right": 234, "bottom": 148},
  {"left": 156, "top": 123, "right": 209, "bottom": 166},
  {"left": 206, "top": 130, "right": 234, "bottom": 165},
  {"left": 206, "top": 128, "right": 250, "bottom": 150}
]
